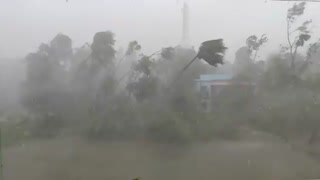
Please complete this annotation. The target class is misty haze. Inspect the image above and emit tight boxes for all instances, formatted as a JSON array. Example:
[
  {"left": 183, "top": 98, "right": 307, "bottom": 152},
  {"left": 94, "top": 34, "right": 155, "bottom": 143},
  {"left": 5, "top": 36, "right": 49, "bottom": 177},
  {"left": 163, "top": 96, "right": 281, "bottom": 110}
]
[{"left": 2, "top": 0, "right": 320, "bottom": 180}]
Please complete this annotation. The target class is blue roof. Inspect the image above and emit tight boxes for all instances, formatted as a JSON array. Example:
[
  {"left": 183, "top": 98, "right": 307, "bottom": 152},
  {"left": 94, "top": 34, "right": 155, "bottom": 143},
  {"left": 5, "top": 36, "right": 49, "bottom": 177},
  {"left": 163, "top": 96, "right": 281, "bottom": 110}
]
[{"left": 197, "top": 74, "right": 233, "bottom": 81}]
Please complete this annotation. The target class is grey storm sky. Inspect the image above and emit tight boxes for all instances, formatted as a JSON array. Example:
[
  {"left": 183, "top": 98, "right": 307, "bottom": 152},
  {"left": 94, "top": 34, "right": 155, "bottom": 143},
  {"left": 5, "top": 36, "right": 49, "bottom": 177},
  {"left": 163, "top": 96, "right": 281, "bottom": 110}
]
[{"left": 1, "top": 0, "right": 320, "bottom": 61}]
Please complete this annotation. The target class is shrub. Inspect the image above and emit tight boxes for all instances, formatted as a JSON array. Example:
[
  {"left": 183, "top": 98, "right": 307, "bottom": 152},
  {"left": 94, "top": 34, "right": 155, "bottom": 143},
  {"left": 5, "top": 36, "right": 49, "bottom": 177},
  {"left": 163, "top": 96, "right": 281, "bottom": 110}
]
[
  {"left": 145, "top": 111, "right": 193, "bottom": 144},
  {"left": 30, "top": 113, "right": 64, "bottom": 138}
]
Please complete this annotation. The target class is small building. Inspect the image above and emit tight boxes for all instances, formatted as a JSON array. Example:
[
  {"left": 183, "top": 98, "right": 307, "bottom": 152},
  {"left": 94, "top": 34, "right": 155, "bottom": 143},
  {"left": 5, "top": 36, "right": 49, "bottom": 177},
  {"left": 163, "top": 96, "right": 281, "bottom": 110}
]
[{"left": 194, "top": 74, "right": 255, "bottom": 111}]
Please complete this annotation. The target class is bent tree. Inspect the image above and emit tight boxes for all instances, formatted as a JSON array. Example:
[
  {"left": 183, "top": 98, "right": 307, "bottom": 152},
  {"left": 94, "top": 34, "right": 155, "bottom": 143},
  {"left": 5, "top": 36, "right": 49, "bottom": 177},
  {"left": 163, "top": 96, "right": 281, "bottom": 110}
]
[{"left": 284, "top": 2, "right": 312, "bottom": 70}]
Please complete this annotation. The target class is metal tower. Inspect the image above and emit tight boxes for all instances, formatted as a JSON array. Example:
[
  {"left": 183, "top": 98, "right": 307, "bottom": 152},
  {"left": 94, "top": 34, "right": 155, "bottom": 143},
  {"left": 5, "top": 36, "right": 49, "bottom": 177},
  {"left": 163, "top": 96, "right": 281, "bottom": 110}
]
[{"left": 180, "top": 2, "right": 191, "bottom": 47}]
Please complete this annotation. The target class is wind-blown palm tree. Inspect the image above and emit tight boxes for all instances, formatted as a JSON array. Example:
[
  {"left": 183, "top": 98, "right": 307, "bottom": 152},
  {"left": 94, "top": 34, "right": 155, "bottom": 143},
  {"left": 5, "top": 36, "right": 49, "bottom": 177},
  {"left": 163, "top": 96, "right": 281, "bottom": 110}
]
[{"left": 181, "top": 39, "right": 227, "bottom": 72}]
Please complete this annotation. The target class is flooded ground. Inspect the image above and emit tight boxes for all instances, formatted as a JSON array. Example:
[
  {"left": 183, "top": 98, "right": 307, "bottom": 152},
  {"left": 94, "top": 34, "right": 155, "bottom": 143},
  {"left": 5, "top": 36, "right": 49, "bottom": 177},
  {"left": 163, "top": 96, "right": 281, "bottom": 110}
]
[{"left": 3, "top": 136, "right": 320, "bottom": 180}]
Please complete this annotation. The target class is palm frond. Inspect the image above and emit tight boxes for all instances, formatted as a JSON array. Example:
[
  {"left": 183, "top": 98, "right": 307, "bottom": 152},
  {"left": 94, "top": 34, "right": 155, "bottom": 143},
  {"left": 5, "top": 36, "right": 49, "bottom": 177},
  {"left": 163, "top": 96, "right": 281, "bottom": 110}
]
[{"left": 197, "top": 39, "right": 227, "bottom": 67}]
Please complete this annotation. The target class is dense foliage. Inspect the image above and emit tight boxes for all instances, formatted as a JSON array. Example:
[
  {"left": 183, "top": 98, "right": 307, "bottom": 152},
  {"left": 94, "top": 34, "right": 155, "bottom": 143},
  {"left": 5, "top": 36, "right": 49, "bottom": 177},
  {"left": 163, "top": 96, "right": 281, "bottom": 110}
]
[{"left": 1, "top": 3, "right": 320, "bottom": 156}]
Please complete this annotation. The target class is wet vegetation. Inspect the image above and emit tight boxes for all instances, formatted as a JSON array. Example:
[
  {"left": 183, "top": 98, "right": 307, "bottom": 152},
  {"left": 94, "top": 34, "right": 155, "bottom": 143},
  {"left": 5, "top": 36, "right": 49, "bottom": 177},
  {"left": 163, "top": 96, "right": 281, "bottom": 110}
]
[{"left": 1, "top": 1, "right": 320, "bottom": 180}]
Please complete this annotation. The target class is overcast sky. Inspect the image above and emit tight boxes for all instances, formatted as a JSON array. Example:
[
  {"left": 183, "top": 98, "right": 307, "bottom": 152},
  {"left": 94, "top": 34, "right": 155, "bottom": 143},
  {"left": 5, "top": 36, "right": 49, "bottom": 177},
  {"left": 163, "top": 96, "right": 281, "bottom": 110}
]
[{"left": 1, "top": 0, "right": 320, "bottom": 61}]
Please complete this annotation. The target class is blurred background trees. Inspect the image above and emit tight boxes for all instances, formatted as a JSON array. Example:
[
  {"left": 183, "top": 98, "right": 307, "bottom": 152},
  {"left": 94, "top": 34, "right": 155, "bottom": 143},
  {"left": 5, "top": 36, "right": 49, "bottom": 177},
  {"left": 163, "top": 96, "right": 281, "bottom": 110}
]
[{"left": 0, "top": 2, "right": 318, "bottom": 154}]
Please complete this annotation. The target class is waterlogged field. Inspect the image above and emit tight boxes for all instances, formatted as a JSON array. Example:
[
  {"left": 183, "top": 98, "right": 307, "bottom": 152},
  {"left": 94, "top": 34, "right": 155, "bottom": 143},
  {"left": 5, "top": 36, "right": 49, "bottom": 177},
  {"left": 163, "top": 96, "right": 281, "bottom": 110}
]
[{"left": 3, "top": 137, "right": 320, "bottom": 180}]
